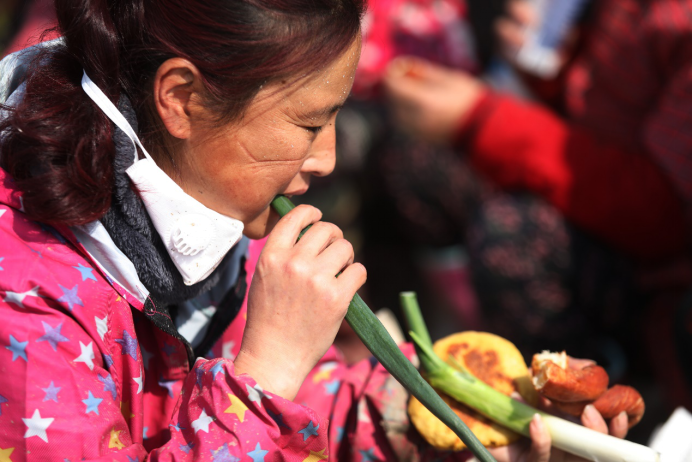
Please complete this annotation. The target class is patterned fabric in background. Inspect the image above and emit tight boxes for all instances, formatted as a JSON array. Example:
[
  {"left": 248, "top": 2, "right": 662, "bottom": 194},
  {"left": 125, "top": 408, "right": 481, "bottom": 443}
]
[{"left": 379, "top": 135, "right": 639, "bottom": 373}]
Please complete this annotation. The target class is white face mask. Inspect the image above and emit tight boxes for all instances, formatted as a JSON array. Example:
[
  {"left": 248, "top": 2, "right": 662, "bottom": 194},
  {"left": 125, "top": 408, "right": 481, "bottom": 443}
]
[{"left": 81, "top": 71, "right": 244, "bottom": 286}]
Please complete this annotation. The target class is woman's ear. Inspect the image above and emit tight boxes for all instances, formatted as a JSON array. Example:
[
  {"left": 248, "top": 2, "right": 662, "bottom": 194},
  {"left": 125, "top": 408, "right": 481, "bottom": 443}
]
[{"left": 153, "top": 58, "right": 204, "bottom": 139}]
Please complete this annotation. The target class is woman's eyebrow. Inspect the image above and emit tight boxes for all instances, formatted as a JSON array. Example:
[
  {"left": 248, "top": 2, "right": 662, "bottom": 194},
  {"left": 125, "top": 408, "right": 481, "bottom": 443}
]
[{"left": 303, "top": 103, "right": 345, "bottom": 119}]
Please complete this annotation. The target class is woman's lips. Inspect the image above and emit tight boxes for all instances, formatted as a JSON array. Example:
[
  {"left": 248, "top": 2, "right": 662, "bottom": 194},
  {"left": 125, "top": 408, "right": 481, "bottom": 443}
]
[{"left": 283, "top": 188, "right": 308, "bottom": 198}]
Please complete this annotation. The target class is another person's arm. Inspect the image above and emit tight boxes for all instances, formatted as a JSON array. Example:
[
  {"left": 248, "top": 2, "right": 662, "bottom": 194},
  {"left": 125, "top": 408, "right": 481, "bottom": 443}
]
[{"left": 383, "top": 58, "right": 689, "bottom": 262}]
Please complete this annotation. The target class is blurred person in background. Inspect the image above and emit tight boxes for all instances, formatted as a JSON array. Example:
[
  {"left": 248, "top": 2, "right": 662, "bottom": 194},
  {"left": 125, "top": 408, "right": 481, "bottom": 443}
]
[
  {"left": 381, "top": 0, "right": 691, "bottom": 433},
  {"left": 1, "top": 0, "right": 57, "bottom": 57}
]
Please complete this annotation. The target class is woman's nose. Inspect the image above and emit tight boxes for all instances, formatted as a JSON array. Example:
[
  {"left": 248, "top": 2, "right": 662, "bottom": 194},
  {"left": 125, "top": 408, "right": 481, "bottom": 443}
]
[{"left": 302, "top": 126, "right": 337, "bottom": 177}]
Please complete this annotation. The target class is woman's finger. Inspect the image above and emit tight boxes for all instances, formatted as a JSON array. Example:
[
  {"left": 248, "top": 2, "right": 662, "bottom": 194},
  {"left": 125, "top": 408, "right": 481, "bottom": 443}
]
[
  {"left": 567, "top": 357, "right": 596, "bottom": 370},
  {"left": 383, "top": 69, "right": 427, "bottom": 104},
  {"left": 527, "top": 414, "right": 551, "bottom": 462},
  {"left": 387, "top": 55, "right": 452, "bottom": 83},
  {"left": 335, "top": 261, "right": 367, "bottom": 298},
  {"left": 317, "top": 238, "right": 355, "bottom": 275},
  {"left": 581, "top": 404, "right": 609, "bottom": 434},
  {"left": 294, "top": 221, "right": 343, "bottom": 256},
  {"left": 609, "top": 411, "right": 629, "bottom": 439},
  {"left": 264, "top": 204, "right": 322, "bottom": 249}
]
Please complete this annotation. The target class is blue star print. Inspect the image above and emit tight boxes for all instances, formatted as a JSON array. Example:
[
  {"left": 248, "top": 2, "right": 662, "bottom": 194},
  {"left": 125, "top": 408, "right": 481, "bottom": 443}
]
[
  {"left": 211, "top": 361, "right": 225, "bottom": 379},
  {"left": 127, "top": 456, "right": 140, "bottom": 462},
  {"left": 335, "top": 426, "right": 344, "bottom": 443},
  {"left": 162, "top": 341, "right": 176, "bottom": 356},
  {"left": 0, "top": 257, "right": 4, "bottom": 271},
  {"left": 298, "top": 421, "right": 319, "bottom": 441},
  {"left": 247, "top": 442, "right": 268, "bottom": 462},
  {"left": 42, "top": 381, "right": 61, "bottom": 402},
  {"left": 360, "top": 448, "right": 377, "bottom": 462},
  {"left": 82, "top": 391, "right": 103, "bottom": 415},
  {"left": 210, "top": 443, "right": 240, "bottom": 462},
  {"left": 143, "top": 427, "right": 149, "bottom": 439},
  {"left": 103, "top": 353, "right": 114, "bottom": 369},
  {"left": 36, "top": 321, "right": 69, "bottom": 351},
  {"left": 324, "top": 379, "right": 340, "bottom": 395},
  {"left": 40, "top": 223, "right": 66, "bottom": 244},
  {"left": 195, "top": 365, "right": 205, "bottom": 387},
  {"left": 73, "top": 263, "right": 97, "bottom": 282},
  {"left": 58, "top": 284, "right": 83, "bottom": 311},
  {"left": 0, "top": 394, "right": 7, "bottom": 416},
  {"left": 6, "top": 334, "right": 28, "bottom": 362},
  {"left": 98, "top": 373, "right": 117, "bottom": 400},
  {"left": 28, "top": 246, "right": 42, "bottom": 259},
  {"left": 169, "top": 422, "right": 184, "bottom": 432},
  {"left": 114, "top": 329, "right": 138, "bottom": 360},
  {"left": 179, "top": 442, "right": 194, "bottom": 454},
  {"left": 158, "top": 377, "right": 177, "bottom": 398},
  {"left": 266, "top": 408, "right": 288, "bottom": 428}
]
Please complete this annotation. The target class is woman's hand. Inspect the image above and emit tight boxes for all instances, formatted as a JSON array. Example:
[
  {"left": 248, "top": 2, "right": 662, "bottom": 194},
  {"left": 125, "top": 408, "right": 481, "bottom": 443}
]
[
  {"left": 234, "top": 205, "right": 367, "bottom": 400},
  {"left": 488, "top": 394, "right": 629, "bottom": 462},
  {"left": 382, "top": 56, "right": 486, "bottom": 145}
]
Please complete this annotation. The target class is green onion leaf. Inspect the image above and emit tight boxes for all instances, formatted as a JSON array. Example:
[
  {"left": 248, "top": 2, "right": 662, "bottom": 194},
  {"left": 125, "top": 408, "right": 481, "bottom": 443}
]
[{"left": 270, "top": 195, "right": 497, "bottom": 462}]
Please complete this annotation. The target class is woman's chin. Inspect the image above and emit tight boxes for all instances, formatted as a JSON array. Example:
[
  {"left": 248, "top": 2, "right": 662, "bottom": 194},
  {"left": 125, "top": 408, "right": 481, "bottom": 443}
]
[{"left": 242, "top": 208, "right": 280, "bottom": 240}]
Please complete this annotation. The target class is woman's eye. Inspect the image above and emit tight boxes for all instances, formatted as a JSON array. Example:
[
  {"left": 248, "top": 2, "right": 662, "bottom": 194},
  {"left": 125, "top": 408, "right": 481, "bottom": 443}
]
[{"left": 304, "top": 125, "right": 324, "bottom": 135}]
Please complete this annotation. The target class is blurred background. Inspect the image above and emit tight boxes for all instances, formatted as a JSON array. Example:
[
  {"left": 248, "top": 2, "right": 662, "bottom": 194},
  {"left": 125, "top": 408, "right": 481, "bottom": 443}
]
[{"left": 2, "top": 0, "right": 690, "bottom": 450}]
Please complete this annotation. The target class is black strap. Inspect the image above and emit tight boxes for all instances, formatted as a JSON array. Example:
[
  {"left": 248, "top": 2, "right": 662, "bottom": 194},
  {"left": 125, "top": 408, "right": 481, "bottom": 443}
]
[
  {"left": 143, "top": 256, "right": 248, "bottom": 367},
  {"left": 193, "top": 257, "right": 248, "bottom": 358}
]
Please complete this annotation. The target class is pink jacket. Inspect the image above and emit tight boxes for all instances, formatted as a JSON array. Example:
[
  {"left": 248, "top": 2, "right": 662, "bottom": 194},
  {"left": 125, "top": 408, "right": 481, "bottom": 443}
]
[{"left": 0, "top": 167, "right": 454, "bottom": 461}]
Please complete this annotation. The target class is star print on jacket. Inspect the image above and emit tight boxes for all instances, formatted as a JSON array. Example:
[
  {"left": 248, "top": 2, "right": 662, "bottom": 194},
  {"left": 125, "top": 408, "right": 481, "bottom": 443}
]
[
  {"left": 0, "top": 176, "right": 447, "bottom": 461},
  {"left": 36, "top": 321, "right": 69, "bottom": 351}
]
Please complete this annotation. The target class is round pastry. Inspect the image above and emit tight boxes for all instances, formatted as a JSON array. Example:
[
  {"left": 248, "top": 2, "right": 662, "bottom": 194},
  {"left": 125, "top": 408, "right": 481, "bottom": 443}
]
[{"left": 408, "top": 331, "right": 539, "bottom": 450}]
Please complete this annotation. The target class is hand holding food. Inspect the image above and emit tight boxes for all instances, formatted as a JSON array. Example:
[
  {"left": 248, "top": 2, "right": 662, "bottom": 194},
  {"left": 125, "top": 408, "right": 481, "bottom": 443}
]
[
  {"left": 532, "top": 351, "right": 645, "bottom": 428},
  {"left": 400, "top": 292, "right": 659, "bottom": 462}
]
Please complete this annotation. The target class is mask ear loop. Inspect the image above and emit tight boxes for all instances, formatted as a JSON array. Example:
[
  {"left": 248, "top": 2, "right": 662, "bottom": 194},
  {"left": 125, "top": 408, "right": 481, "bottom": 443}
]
[{"left": 81, "top": 71, "right": 152, "bottom": 165}]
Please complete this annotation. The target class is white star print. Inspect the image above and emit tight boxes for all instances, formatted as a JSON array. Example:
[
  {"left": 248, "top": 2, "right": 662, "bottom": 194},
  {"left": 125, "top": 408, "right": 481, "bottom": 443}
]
[
  {"left": 133, "top": 368, "right": 144, "bottom": 394},
  {"left": 23, "top": 409, "right": 54, "bottom": 443},
  {"left": 0, "top": 209, "right": 5, "bottom": 218},
  {"left": 3, "top": 286, "right": 40, "bottom": 308},
  {"left": 74, "top": 341, "right": 95, "bottom": 370},
  {"left": 246, "top": 383, "right": 271, "bottom": 404},
  {"left": 192, "top": 409, "right": 213, "bottom": 434},
  {"left": 95, "top": 315, "right": 108, "bottom": 341},
  {"left": 221, "top": 341, "right": 236, "bottom": 359},
  {"left": 357, "top": 398, "right": 371, "bottom": 424}
]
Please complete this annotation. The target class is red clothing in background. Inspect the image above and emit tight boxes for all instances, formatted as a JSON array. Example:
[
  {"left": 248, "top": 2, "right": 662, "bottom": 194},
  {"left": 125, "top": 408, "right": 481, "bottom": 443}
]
[
  {"left": 2, "top": 0, "right": 58, "bottom": 58},
  {"left": 460, "top": 0, "right": 691, "bottom": 262}
]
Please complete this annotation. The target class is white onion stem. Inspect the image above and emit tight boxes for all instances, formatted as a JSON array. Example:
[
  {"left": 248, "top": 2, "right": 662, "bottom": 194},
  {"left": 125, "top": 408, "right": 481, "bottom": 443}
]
[{"left": 410, "top": 332, "right": 660, "bottom": 462}]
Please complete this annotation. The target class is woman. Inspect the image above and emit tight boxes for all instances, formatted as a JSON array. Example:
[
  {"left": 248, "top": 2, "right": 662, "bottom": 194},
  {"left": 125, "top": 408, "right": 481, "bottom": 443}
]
[{"left": 0, "top": 0, "right": 622, "bottom": 460}]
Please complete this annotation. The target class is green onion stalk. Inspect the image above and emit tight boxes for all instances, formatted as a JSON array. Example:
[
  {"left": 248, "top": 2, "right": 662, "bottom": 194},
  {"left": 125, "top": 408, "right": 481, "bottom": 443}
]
[
  {"left": 400, "top": 291, "right": 661, "bottom": 462},
  {"left": 270, "top": 195, "right": 497, "bottom": 462}
]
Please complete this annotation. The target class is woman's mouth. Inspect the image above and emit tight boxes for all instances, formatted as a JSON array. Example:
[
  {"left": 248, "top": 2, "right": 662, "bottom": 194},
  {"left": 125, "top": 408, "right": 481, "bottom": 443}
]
[{"left": 283, "top": 188, "right": 308, "bottom": 198}]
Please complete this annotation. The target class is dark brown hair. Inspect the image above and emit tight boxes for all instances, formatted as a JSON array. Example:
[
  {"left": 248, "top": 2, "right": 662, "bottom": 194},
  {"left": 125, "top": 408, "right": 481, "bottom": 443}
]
[{"left": 0, "top": 0, "right": 364, "bottom": 225}]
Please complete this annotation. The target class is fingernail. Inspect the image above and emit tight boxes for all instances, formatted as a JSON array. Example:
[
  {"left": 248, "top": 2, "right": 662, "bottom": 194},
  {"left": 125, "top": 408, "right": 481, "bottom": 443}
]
[
  {"left": 583, "top": 404, "right": 599, "bottom": 422},
  {"left": 617, "top": 410, "right": 628, "bottom": 423},
  {"left": 532, "top": 413, "right": 544, "bottom": 431}
]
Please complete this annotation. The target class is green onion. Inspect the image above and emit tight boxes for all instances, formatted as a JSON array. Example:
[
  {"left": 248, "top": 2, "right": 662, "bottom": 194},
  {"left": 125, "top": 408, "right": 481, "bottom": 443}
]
[
  {"left": 400, "top": 291, "right": 661, "bottom": 462},
  {"left": 270, "top": 195, "right": 497, "bottom": 462}
]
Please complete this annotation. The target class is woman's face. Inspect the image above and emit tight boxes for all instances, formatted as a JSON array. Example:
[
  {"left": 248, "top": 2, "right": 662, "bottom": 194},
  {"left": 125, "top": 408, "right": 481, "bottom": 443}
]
[{"left": 167, "top": 37, "right": 361, "bottom": 239}]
